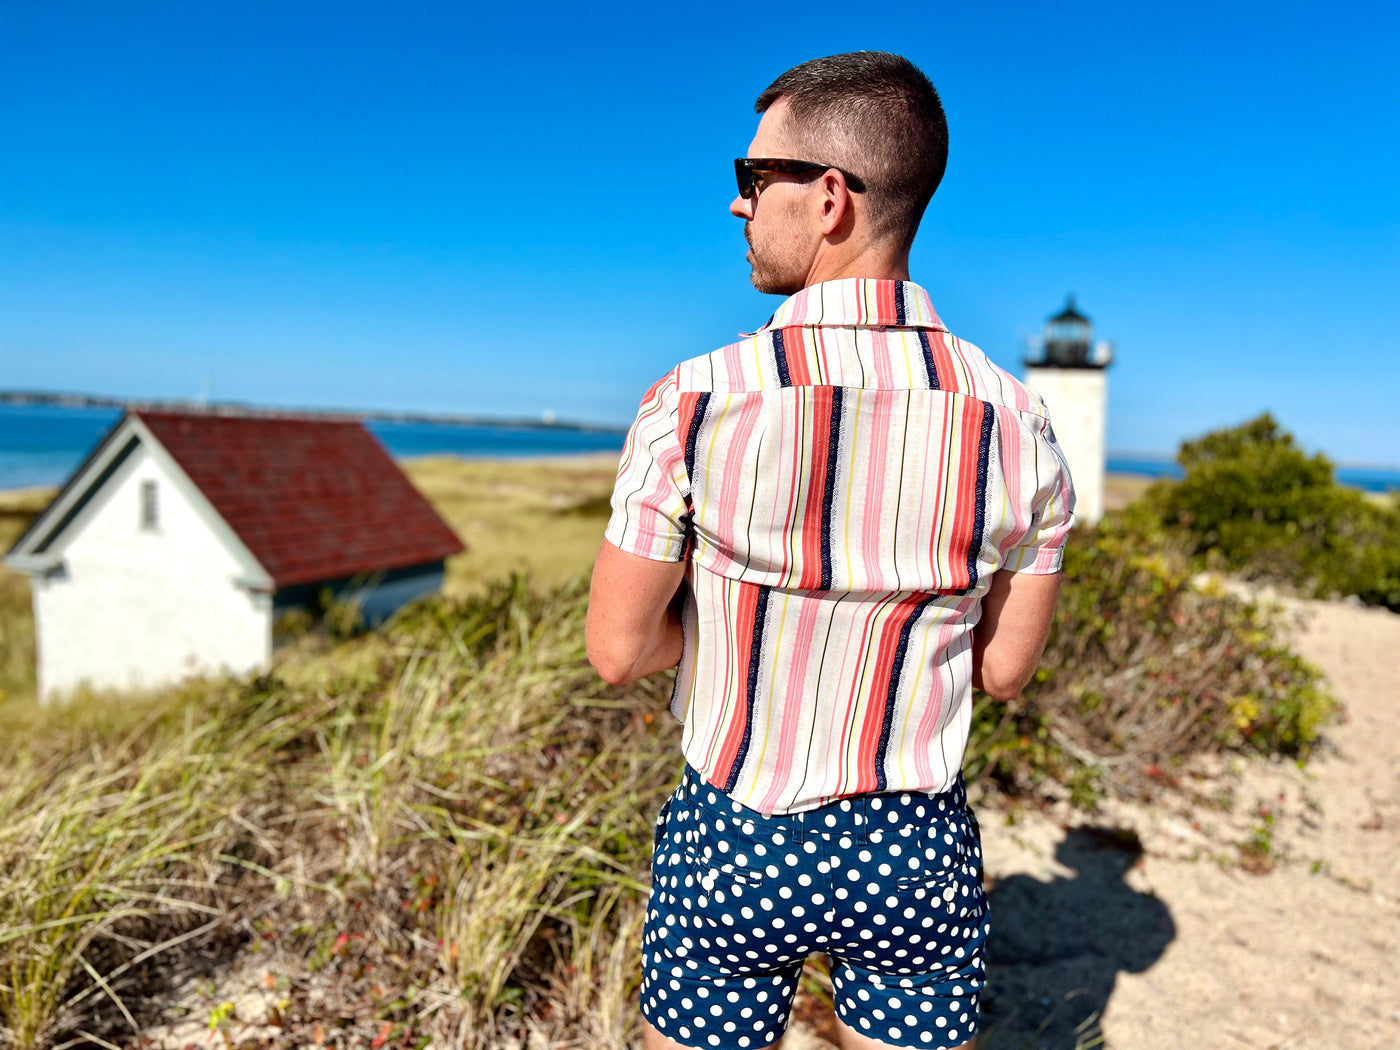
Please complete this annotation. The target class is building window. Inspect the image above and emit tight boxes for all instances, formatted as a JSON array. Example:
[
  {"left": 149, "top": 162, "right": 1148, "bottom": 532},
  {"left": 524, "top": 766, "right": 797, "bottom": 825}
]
[{"left": 140, "top": 480, "right": 159, "bottom": 531}]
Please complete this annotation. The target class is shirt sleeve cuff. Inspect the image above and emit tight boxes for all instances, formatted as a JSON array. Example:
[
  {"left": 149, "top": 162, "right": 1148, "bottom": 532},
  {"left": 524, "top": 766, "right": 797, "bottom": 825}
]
[
  {"left": 603, "top": 518, "right": 688, "bottom": 563},
  {"left": 1001, "top": 543, "right": 1065, "bottom": 575}
]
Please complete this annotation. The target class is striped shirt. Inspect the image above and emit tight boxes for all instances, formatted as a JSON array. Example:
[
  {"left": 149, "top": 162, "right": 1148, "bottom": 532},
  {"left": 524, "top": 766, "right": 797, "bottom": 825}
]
[{"left": 605, "top": 278, "right": 1074, "bottom": 815}]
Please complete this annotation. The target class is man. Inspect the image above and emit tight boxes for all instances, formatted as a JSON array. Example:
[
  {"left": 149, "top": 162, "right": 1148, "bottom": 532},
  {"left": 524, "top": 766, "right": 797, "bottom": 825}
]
[{"left": 587, "top": 52, "right": 1073, "bottom": 1050}]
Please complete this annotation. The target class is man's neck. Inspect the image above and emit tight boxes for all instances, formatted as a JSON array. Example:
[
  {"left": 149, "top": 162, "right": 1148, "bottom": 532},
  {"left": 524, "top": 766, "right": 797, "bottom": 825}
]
[{"left": 803, "top": 241, "right": 911, "bottom": 286}]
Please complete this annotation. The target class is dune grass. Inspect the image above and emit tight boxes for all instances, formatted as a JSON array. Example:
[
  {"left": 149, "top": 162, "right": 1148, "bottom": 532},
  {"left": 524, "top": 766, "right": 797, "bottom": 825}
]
[
  {"left": 1, "top": 576, "right": 680, "bottom": 1048},
  {"left": 0, "top": 455, "right": 1337, "bottom": 1047}
]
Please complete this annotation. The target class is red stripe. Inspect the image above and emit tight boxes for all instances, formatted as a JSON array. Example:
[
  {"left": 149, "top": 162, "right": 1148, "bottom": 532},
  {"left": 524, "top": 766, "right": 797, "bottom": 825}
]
[
  {"left": 677, "top": 391, "right": 705, "bottom": 448},
  {"left": 712, "top": 582, "right": 762, "bottom": 785},
  {"left": 797, "top": 387, "right": 833, "bottom": 589},
  {"left": 878, "top": 280, "right": 898, "bottom": 324},
  {"left": 782, "top": 327, "right": 813, "bottom": 386},
  {"left": 925, "top": 330, "right": 962, "bottom": 394},
  {"left": 850, "top": 592, "right": 928, "bottom": 793},
  {"left": 946, "top": 400, "right": 987, "bottom": 591}
]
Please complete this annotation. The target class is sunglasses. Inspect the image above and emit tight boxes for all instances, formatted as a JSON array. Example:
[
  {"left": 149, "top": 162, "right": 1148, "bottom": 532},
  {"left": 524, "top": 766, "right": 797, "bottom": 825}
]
[{"left": 734, "top": 157, "right": 868, "bottom": 200}]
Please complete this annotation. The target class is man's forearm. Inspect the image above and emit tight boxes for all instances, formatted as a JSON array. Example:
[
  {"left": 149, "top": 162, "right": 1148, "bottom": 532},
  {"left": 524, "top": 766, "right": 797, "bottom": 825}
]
[{"left": 621, "top": 604, "right": 684, "bottom": 683}]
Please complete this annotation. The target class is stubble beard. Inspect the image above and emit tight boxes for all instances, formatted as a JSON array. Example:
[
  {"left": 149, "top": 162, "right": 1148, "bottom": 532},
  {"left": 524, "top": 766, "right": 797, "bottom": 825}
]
[{"left": 745, "top": 222, "right": 804, "bottom": 297}]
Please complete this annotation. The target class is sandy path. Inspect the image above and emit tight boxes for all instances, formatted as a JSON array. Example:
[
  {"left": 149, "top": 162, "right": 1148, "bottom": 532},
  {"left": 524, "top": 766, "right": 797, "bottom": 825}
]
[
  {"left": 788, "top": 597, "right": 1400, "bottom": 1049},
  {"left": 979, "top": 597, "right": 1400, "bottom": 1049}
]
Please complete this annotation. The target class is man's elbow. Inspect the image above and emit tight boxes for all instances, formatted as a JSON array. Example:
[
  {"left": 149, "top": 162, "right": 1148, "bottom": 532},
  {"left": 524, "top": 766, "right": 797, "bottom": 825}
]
[
  {"left": 975, "top": 664, "right": 1035, "bottom": 704},
  {"left": 586, "top": 640, "right": 639, "bottom": 687}
]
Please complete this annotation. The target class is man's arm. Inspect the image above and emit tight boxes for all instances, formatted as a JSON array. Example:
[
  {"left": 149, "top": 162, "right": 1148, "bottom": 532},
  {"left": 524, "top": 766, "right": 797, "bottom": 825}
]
[
  {"left": 971, "top": 569, "right": 1062, "bottom": 702},
  {"left": 586, "top": 539, "right": 688, "bottom": 686}
]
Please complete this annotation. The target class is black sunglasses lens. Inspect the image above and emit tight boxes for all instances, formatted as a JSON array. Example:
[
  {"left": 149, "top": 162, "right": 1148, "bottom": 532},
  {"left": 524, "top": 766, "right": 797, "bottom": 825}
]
[{"left": 735, "top": 160, "right": 755, "bottom": 199}]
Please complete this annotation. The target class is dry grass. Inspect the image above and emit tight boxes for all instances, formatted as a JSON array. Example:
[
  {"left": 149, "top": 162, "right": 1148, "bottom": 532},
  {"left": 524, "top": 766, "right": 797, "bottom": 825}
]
[
  {"left": 0, "top": 455, "right": 1339, "bottom": 1048},
  {"left": 400, "top": 454, "right": 619, "bottom": 598},
  {"left": 0, "top": 577, "right": 681, "bottom": 1049},
  {"left": 0, "top": 488, "right": 49, "bottom": 708}
]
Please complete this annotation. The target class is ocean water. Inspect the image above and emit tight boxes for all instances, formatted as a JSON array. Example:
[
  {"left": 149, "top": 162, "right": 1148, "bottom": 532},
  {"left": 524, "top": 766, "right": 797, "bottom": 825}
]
[
  {"left": 0, "top": 403, "right": 625, "bottom": 490},
  {"left": 1, "top": 403, "right": 1397, "bottom": 494},
  {"left": 1106, "top": 455, "right": 1400, "bottom": 493}
]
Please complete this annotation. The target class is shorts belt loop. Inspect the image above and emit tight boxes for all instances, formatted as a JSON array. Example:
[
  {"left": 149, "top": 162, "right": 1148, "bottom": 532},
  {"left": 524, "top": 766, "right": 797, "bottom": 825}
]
[{"left": 855, "top": 795, "right": 872, "bottom": 844}]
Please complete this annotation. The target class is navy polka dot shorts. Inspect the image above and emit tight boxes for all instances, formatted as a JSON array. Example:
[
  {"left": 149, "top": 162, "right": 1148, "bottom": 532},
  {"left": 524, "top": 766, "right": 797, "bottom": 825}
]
[{"left": 642, "top": 766, "right": 988, "bottom": 1049}]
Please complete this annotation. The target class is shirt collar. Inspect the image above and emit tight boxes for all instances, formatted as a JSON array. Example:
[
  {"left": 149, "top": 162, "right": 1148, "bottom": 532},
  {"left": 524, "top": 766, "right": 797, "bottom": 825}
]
[{"left": 750, "top": 278, "right": 946, "bottom": 335}]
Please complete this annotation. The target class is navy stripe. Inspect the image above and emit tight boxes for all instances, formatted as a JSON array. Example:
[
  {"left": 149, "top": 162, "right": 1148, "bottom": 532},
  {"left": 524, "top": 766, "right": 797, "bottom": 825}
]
[
  {"left": 894, "top": 280, "right": 906, "bottom": 326},
  {"left": 917, "top": 330, "right": 941, "bottom": 390},
  {"left": 682, "top": 391, "right": 711, "bottom": 483},
  {"left": 873, "top": 595, "right": 936, "bottom": 791},
  {"left": 773, "top": 329, "right": 791, "bottom": 387},
  {"left": 966, "top": 400, "right": 996, "bottom": 588},
  {"left": 725, "top": 583, "right": 772, "bottom": 793},
  {"left": 819, "top": 388, "right": 844, "bottom": 590}
]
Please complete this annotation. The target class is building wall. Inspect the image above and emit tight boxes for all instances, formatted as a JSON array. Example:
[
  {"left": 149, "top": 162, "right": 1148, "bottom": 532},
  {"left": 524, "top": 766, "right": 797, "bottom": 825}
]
[
  {"left": 32, "top": 444, "right": 271, "bottom": 701},
  {"left": 1025, "top": 367, "right": 1106, "bottom": 527}
]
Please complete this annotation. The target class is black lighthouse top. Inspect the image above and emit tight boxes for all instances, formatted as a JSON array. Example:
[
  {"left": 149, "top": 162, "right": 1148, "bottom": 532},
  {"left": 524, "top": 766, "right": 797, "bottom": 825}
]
[{"left": 1027, "top": 294, "right": 1112, "bottom": 369}]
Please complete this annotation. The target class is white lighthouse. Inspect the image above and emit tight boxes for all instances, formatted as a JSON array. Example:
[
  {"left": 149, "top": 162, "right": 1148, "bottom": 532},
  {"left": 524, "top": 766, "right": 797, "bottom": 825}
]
[{"left": 1024, "top": 296, "right": 1113, "bottom": 526}]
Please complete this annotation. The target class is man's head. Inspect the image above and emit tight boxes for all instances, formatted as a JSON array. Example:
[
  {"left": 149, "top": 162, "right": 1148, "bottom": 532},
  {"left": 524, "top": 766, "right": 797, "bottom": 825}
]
[{"left": 731, "top": 52, "right": 947, "bottom": 295}]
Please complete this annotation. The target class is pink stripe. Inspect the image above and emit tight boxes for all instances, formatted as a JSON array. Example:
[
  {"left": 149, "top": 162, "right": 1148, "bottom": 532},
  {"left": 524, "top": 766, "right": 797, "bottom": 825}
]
[
  {"left": 698, "top": 577, "right": 739, "bottom": 768},
  {"left": 828, "top": 592, "right": 900, "bottom": 795},
  {"left": 755, "top": 598, "right": 823, "bottom": 813},
  {"left": 859, "top": 391, "right": 893, "bottom": 588},
  {"left": 994, "top": 414, "right": 1028, "bottom": 560},
  {"left": 708, "top": 396, "right": 764, "bottom": 575},
  {"left": 768, "top": 394, "right": 803, "bottom": 585},
  {"left": 911, "top": 592, "right": 979, "bottom": 784}
]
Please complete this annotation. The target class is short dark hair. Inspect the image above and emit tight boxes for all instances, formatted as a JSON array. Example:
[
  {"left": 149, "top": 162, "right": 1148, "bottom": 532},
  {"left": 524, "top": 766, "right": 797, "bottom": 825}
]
[{"left": 755, "top": 52, "right": 947, "bottom": 250}]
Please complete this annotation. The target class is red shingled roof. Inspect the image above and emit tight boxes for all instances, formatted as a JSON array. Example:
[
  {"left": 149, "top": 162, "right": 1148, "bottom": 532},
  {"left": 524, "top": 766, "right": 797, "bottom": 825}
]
[{"left": 135, "top": 410, "right": 463, "bottom": 589}]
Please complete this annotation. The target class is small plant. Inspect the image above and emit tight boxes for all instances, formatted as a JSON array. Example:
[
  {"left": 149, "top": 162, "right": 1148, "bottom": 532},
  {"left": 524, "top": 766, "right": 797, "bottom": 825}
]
[{"left": 1238, "top": 805, "right": 1277, "bottom": 874}]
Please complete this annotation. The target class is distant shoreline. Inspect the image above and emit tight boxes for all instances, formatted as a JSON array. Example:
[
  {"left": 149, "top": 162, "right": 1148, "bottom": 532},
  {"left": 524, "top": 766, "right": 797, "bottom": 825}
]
[{"left": 0, "top": 389, "right": 627, "bottom": 435}]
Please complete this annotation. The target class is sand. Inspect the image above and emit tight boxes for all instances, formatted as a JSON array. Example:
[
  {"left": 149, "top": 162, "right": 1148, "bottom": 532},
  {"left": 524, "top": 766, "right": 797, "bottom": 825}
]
[{"left": 785, "top": 595, "right": 1400, "bottom": 1049}]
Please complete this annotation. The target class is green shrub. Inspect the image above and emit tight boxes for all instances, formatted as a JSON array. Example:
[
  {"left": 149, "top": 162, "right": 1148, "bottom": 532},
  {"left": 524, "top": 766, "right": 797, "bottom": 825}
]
[{"left": 1148, "top": 413, "right": 1400, "bottom": 609}]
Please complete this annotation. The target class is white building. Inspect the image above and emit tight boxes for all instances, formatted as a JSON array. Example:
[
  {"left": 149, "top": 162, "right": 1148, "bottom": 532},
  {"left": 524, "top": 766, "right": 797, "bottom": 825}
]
[
  {"left": 4, "top": 410, "right": 463, "bottom": 701},
  {"left": 1024, "top": 296, "right": 1114, "bottom": 526}
]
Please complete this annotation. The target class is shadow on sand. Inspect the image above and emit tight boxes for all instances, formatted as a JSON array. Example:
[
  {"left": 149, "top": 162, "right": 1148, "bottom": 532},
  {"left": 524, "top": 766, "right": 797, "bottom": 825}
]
[{"left": 978, "top": 826, "right": 1175, "bottom": 1049}]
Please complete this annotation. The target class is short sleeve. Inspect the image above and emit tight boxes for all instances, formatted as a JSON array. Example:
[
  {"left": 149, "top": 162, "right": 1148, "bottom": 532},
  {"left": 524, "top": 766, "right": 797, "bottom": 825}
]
[
  {"left": 1002, "top": 418, "right": 1076, "bottom": 574},
  {"left": 603, "top": 370, "right": 691, "bottom": 562}
]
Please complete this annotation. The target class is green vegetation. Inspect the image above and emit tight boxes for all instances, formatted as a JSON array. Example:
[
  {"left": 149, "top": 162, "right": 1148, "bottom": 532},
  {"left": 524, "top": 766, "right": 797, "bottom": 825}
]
[
  {"left": 967, "top": 505, "right": 1334, "bottom": 800},
  {"left": 0, "top": 438, "right": 1356, "bottom": 1045},
  {"left": 1146, "top": 413, "right": 1400, "bottom": 610}
]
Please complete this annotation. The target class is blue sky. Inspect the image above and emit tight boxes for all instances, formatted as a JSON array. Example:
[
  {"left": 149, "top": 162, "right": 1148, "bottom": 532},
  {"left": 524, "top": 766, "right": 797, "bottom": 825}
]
[{"left": 2, "top": 1, "right": 1397, "bottom": 464}]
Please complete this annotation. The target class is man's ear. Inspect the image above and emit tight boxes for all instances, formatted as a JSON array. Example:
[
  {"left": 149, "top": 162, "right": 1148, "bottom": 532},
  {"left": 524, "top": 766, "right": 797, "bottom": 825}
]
[{"left": 817, "top": 169, "right": 853, "bottom": 236}]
